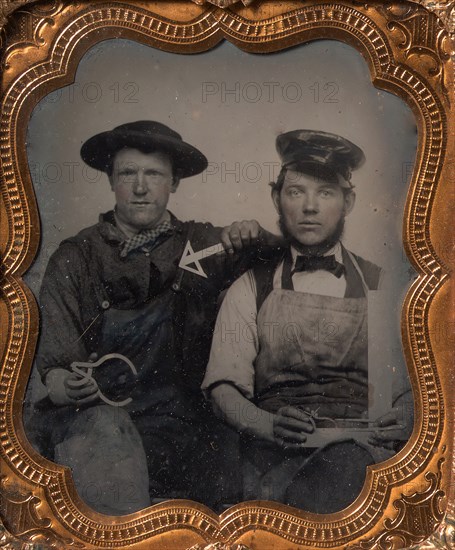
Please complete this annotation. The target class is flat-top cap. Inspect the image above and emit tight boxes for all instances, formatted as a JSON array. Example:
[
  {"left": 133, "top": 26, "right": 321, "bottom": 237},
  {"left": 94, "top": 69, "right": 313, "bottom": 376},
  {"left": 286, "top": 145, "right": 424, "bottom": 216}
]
[
  {"left": 81, "top": 120, "right": 208, "bottom": 178},
  {"left": 276, "top": 129, "right": 365, "bottom": 187}
]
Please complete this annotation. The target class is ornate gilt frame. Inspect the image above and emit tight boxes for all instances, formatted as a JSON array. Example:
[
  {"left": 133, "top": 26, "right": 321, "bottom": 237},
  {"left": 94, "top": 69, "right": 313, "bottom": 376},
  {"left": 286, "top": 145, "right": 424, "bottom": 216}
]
[{"left": 0, "top": 1, "right": 453, "bottom": 548}]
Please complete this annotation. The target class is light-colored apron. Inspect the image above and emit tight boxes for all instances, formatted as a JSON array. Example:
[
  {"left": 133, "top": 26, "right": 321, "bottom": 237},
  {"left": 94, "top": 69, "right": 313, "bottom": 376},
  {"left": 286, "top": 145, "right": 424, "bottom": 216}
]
[{"left": 242, "top": 251, "right": 377, "bottom": 513}]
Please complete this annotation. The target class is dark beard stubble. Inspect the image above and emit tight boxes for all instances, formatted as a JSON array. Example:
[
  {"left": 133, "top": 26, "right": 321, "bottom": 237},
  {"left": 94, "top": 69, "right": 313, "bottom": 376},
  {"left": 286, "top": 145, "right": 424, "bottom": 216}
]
[{"left": 277, "top": 208, "right": 346, "bottom": 257}]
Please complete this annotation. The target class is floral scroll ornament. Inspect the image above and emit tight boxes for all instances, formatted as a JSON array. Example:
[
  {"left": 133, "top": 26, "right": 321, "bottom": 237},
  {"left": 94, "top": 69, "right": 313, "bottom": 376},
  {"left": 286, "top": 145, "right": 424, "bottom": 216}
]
[
  {"left": 0, "top": 0, "right": 30, "bottom": 29},
  {"left": 187, "top": 544, "right": 251, "bottom": 550},
  {"left": 0, "top": 0, "right": 453, "bottom": 550},
  {"left": 0, "top": 477, "right": 86, "bottom": 548},
  {"left": 187, "top": 0, "right": 455, "bottom": 26},
  {"left": 346, "top": 458, "right": 449, "bottom": 550},
  {"left": 0, "top": 0, "right": 453, "bottom": 65},
  {"left": 190, "top": 0, "right": 254, "bottom": 6}
]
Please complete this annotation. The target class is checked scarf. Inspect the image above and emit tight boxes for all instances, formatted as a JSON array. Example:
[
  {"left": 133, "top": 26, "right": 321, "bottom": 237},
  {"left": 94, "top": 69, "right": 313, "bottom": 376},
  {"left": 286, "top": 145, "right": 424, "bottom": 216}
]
[{"left": 120, "top": 220, "right": 173, "bottom": 257}]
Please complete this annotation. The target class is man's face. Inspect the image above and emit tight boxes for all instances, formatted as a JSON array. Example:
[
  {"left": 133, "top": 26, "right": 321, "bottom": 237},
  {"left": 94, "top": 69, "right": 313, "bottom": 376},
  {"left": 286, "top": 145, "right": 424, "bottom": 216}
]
[
  {"left": 109, "top": 148, "right": 179, "bottom": 233},
  {"left": 273, "top": 169, "right": 355, "bottom": 248}
]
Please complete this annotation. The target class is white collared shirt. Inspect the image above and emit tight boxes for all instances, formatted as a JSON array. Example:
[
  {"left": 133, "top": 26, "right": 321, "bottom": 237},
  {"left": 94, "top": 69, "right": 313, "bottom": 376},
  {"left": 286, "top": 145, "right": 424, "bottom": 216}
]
[
  {"left": 202, "top": 242, "right": 346, "bottom": 398},
  {"left": 273, "top": 242, "right": 346, "bottom": 297}
]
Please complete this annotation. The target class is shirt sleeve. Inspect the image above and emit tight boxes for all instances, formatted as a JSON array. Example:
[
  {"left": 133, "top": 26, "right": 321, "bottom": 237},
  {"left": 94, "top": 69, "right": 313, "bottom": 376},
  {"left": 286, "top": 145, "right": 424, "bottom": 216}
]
[
  {"left": 201, "top": 270, "right": 258, "bottom": 399},
  {"left": 190, "top": 221, "right": 281, "bottom": 291},
  {"left": 36, "top": 243, "right": 91, "bottom": 382}
]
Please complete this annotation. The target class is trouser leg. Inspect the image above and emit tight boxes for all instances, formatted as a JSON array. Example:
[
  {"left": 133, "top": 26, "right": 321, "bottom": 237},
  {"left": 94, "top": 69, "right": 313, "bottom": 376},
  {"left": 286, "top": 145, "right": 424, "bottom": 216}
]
[
  {"left": 284, "top": 440, "right": 375, "bottom": 513},
  {"left": 133, "top": 411, "right": 197, "bottom": 500},
  {"left": 134, "top": 403, "right": 241, "bottom": 508},
  {"left": 241, "top": 439, "right": 313, "bottom": 503},
  {"left": 53, "top": 404, "right": 150, "bottom": 515}
]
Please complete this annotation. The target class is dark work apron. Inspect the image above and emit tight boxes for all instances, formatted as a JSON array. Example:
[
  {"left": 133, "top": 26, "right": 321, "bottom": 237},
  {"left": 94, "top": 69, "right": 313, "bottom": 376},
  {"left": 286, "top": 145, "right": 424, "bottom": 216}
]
[
  {"left": 242, "top": 250, "right": 376, "bottom": 513},
  {"left": 53, "top": 229, "right": 201, "bottom": 513}
]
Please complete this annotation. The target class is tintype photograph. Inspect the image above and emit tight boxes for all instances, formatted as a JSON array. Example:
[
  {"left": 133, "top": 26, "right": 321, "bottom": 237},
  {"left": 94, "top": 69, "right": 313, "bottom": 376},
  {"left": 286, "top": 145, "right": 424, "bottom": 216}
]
[
  {"left": 21, "top": 36, "right": 417, "bottom": 517},
  {"left": 0, "top": 1, "right": 453, "bottom": 548}
]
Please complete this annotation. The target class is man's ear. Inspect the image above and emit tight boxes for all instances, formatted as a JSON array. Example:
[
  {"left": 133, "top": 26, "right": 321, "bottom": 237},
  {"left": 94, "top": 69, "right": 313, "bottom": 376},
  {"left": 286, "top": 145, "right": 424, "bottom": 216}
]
[
  {"left": 344, "top": 190, "right": 356, "bottom": 215},
  {"left": 272, "top": 188, "right": 280, "bottom": 213},
  {"left": 108, "top": 175, "right": 115, "bottom": 191},
  {"left": 171, "top": 177, "right": 181, "bottom": 193}
]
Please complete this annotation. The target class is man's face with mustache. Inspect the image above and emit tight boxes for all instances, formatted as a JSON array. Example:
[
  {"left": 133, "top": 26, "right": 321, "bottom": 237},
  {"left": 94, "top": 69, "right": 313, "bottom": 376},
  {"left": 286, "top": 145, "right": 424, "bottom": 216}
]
[{"left": 272, "top": 169, "right": 355, "bottom": 253}]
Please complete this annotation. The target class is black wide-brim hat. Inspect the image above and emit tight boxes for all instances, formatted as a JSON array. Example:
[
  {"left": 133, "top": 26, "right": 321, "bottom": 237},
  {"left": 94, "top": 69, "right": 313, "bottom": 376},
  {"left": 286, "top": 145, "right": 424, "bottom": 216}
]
[
  {"left": 81, "top": 120, "right": 208, "bottom": 178},
  {"left": 276, "top": 129, "right": 365, "bottom": 187}
]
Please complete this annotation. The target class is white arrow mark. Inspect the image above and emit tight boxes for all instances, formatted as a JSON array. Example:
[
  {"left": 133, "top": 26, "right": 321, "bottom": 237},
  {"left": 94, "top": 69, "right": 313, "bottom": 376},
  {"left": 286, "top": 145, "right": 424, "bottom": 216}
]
[{"left": 179, "top": 241, "right": 225, "bottom": 278}]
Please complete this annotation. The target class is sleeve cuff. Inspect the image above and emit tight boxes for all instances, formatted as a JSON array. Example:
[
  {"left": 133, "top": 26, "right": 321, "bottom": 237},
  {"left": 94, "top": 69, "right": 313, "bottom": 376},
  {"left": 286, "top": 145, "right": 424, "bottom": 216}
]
[{"left": 201, "top": 378, "right": 254, "bottom": 401}]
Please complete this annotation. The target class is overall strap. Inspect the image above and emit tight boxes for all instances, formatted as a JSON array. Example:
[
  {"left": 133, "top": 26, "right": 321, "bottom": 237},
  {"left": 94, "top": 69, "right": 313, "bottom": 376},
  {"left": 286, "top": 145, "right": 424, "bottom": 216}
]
[
  {"left": 81, "top": 236, "right": 112, "bottom": 308},
  {"left": 252, "top": 252, "right": 285, "bottom": 312},
  {"left": 171, "top": 221, "right": 195, "bottom": 292},
  {"left": 342, "top": 246, "right": 368, "bottom": 298},
  {"left": 280, "top": 248, "right": 295, "bottom": 291}
]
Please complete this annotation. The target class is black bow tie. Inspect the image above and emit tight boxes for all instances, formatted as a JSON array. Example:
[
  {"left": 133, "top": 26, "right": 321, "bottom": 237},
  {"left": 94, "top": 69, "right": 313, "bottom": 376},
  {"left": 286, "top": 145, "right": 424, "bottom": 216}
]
[{"left": 293, "top": 254, "right": 345, "bottom": 278}]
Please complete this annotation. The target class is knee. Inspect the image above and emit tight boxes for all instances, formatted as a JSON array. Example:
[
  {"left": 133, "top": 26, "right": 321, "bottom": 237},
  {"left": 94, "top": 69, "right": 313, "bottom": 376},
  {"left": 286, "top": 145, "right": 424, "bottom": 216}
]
[{"left": 66, "top": 405, "right": 135, "bottom": 439}]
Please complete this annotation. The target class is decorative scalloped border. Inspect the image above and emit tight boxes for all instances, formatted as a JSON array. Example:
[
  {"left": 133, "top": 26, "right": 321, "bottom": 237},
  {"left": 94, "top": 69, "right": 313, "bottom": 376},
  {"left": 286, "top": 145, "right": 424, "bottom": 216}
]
[{"left": 0, "top": 1, "right": 451, "bottom": 548}]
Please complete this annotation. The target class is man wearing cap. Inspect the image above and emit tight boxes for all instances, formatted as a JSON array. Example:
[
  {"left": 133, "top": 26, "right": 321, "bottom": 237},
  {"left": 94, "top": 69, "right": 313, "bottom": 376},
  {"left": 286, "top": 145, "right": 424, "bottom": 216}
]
[
  {"left": 28, "top": 121, "right": 281, "bottom": 515},
  {"left": 202, "top": 130, "right": 412, "bottom": 513}
]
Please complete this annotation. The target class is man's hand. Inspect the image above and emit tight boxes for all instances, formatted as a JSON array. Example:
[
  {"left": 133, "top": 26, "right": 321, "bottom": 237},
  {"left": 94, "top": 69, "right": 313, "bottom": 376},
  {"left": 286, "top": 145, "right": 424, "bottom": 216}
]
[
  {"left": 45, "top": 353, "right": 100, "bottom": 406},
  {"left": 64, "top": 372, "right": 99, "bottom": 406},
  {"left": 273, "top": 406, "right": 315, "bottom": 449},
  {"left": 368, "top": 405, "right": 413, "bottom": 452},
  {"left": 221, "top": 220, "right": 262, "bottom": 254}
]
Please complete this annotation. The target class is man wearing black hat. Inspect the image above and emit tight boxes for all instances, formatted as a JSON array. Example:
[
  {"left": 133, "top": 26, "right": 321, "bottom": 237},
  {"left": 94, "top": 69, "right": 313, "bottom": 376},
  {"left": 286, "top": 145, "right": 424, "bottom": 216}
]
[
  {"left": 29, "top": 121, "right": 281, "bottom": 515},
  {"left": 202, "top": 130, "right": 412, "bottom": 513}
]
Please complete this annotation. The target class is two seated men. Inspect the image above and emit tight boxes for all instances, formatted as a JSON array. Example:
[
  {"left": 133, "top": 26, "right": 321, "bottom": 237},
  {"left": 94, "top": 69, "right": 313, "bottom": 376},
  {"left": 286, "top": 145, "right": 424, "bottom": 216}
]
[{"left": 26, "top": 122, "right": 411, "bottom": 515}]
